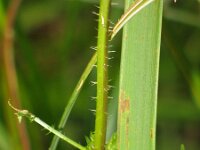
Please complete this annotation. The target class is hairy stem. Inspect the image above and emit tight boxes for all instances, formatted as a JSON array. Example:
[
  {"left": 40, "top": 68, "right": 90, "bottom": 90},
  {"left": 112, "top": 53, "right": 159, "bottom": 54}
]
[{"left": 94, "top": 0, "right": 111, "bottom": 149}]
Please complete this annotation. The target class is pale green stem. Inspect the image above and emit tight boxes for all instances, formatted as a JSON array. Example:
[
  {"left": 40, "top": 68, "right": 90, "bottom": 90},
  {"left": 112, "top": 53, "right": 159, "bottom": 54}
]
[
  {"left": 8, "top": 102, "right": 86, "bottom": 150},
  {"left": 49, "top": 53, "right": 97, "bottom": 150}
]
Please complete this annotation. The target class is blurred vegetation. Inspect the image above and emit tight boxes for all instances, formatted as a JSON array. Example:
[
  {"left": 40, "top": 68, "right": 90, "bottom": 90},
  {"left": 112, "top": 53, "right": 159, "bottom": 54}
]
[{"left": 0, "top": 0, "right": 200, "bottom": 150}]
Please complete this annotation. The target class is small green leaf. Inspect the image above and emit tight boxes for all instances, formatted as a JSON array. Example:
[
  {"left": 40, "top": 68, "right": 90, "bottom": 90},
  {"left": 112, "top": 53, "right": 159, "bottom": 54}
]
[
  {"left": 106, "top": 133, "right": 117, "bottom": 150},
  {"left": 85, "top": 132, "right": 95, "bottom": 150}
]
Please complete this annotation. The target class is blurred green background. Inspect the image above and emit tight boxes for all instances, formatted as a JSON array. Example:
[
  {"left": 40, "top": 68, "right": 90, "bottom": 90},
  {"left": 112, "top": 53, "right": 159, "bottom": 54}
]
[{"left": 0, "top": 0, "right": 200, "bottom": 150}]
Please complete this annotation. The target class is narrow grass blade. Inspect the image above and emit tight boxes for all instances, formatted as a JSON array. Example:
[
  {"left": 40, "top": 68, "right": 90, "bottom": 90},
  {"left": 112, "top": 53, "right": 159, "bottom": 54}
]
[
  {"left": 49, "top": 53, "right": 97, "bottom": 149},
  {"left": 118, "top": 0, "right": 163, "bottom": 150},
  {"left": 111, "top": 0, "right": 154, "bottom": 39}
]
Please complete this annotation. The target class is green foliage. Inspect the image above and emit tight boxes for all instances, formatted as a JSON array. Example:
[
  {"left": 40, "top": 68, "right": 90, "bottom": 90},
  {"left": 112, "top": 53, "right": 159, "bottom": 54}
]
[
  {"left": 0, "top": 0, "right": 200, "bottom": 150},
  {"left": 85, "top": 132, "right": 117, "bottom": 150},
  {"left": 105, "top": 133, "right": 117, "bottom": 150},
  {"left": 117, "top": 0, "right": 163, "bottom": 149},
  {"left": 85, "top": 132, "right": 95, "bottom": 150}
]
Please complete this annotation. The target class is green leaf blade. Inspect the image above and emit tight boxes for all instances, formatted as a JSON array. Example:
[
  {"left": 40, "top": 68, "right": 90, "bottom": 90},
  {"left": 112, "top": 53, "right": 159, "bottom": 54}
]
[{"left": 118, "top": 1, "right": 163, "bottom": 150}]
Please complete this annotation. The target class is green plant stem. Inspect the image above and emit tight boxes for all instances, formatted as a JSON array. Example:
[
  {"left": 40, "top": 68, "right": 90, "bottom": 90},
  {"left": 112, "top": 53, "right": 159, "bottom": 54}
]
[
  {"left": 34, "top": 118, "right": 85, "bottom": 150},
  {"left": 8, "top": 102, "right": 86, "bottom": 150},
  {"left": 48, "top": 1, "right": 156, "bottom": 149},
  {"left": 49, "top": 53, "right": 97, "bottom": 149},
  {"left": 49, "top": 1, "right": 155, "bottom": 149},
  {"left": 94, "top": 0, "right": 111, "bottom": 149},
  {"left": 1, "top": 0, "right": 30, "bottom": 149}
]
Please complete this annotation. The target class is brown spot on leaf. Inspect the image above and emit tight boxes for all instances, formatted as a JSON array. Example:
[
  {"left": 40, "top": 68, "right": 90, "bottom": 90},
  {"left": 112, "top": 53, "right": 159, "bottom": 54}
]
[
  {"left": 120, "top": 99, "right": 130, "bottom": 113},
  {"left": 119, "top": 91, "right": 130, "bottom": 113}
]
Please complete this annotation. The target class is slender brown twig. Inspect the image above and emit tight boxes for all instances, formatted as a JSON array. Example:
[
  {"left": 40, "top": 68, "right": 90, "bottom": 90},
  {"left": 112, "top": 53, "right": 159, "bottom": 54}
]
[{"left": 1, "top": 0, "right": 30, "bottom": 149}]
